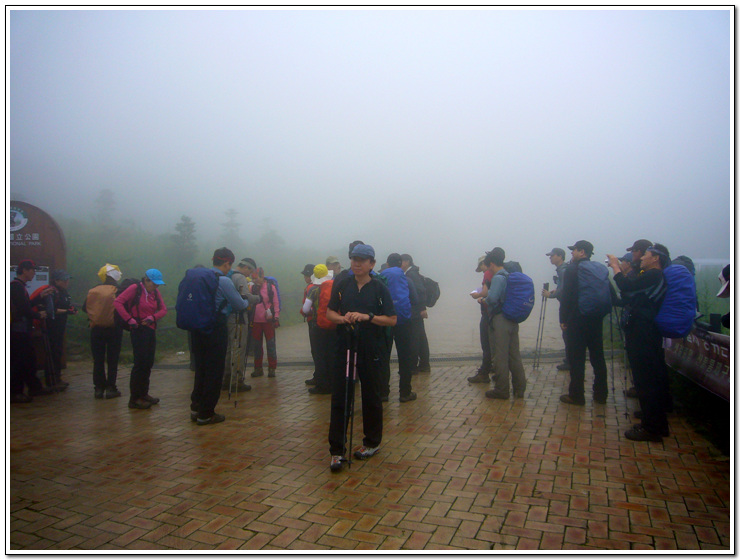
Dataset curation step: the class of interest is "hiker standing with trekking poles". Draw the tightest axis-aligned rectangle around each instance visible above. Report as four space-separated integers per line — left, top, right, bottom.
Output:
325 244 397 473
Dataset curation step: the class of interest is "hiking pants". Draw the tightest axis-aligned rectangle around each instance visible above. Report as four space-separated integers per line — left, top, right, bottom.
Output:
479 314 492 374
329 335 383 456
313 327 337 391
190 320 228 419
91 326 123 391
252 321 277 369
565 314 608 402
225 315 249 384
10 332 43 395
489 314 527 396
394 321 415 396
411 316 430 370
625 319 670 435
129 327 156 402
307 321 319 380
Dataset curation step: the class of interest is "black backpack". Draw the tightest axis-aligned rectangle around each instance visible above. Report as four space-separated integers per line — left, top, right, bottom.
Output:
421 275 440 307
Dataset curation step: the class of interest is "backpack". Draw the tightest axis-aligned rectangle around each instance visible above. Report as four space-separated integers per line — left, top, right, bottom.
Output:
577 260 612 318
381 268 412 323
654 264 697 338
176 268 225 334
501 272 535 323
115 279 141 331
422 275 440 307
85 284 117 328
503 261 523 274
315 279 336 330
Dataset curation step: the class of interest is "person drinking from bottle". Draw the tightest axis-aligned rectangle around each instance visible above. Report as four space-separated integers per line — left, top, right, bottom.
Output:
326 244 396 473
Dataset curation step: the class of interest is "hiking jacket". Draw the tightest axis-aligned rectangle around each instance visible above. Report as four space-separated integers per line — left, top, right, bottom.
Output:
548 263 568 301
10 278 40 333
114 282 168 330
613 268 666 325
253 280 280 323
484 269 509 317
404 265 427 315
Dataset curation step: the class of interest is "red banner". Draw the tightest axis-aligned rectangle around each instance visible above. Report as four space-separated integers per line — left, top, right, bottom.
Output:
665 325 730 402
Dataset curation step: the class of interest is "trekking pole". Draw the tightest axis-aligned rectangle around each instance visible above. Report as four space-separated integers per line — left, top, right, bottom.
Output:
348 324 359 469
342 325 354 465
533 283 548 371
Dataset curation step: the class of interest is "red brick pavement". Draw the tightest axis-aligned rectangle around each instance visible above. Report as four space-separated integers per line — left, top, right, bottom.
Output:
9 359 731 551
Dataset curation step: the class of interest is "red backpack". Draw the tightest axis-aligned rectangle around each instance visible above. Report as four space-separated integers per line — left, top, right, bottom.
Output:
315 279 336 330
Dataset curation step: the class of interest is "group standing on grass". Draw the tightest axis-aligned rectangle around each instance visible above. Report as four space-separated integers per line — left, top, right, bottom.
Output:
10 233 714 468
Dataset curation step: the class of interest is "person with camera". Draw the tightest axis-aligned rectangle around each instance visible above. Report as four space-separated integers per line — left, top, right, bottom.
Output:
607 244 671 442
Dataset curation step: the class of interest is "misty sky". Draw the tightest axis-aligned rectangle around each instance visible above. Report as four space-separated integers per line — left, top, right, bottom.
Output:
8 8 732 288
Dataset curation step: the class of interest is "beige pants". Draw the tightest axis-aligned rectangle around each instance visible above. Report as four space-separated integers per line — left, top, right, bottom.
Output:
488 313 527 396
225 314 249 384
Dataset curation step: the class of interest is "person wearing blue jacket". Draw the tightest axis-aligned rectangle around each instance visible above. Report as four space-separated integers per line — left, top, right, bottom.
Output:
190 247 253 426
380 253 419 403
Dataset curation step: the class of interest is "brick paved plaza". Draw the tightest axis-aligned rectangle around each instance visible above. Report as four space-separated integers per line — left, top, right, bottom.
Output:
9 357 731 551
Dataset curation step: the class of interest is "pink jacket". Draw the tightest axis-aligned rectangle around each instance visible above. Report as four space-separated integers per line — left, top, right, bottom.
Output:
253 280 280 323
114 282 167 330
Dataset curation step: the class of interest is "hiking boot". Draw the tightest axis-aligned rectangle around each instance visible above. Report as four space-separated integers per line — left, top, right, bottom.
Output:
54 380 70 391
197 413 225 426
142 394 160 405
308 386 332 395
10 393 32 404
94 389 105 399
467 373 490 384
128 398 152 410
354 446 379 460
625 386 639 399
190 412 198 423
559 394 585 406
624 425 663 442
105 388 122 399
268 367 276 378
485 389 509 400
593 394 607 405
29 387 54 397
250 367 264 378
305 378 317 386
418 364 431 373
235 382 252 392
330 455 344 472
399 392 417 403
556 362 570 371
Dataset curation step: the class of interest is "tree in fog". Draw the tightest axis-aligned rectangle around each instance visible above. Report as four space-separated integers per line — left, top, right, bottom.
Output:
257 218 285 254
172 215 198 265
219 208 241 248
94 188 116 225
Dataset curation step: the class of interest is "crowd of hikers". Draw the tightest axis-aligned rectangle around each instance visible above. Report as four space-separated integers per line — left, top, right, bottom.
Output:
9 237 730 471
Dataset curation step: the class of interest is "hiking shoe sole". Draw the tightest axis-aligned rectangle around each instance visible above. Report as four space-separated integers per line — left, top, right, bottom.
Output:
354 446 379 460
399 392 417 403
559 394 585 406
197 413 225 425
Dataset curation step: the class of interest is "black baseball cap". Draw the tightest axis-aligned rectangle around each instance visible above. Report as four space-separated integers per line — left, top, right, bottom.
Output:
627 239 652 253
16 259 37 273
546 248 565 258
567 240 594 256
301 264 315 276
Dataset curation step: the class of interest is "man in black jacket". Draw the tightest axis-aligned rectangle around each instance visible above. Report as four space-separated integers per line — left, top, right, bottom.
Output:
608 244 671 442
401 254 430 373
10 260 52 403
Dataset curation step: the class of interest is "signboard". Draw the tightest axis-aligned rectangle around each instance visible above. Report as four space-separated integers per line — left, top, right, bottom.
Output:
664 326 731 402
9 201 66 272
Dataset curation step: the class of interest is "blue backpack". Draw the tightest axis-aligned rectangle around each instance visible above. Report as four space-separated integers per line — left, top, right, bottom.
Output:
380 267 412 323
577 260 612 318
654 264 696 338
176 268 224 334
502 272 535 323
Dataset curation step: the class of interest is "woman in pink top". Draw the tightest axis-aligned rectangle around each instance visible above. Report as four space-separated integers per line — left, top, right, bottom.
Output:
249 269 280 378
114 269 167 410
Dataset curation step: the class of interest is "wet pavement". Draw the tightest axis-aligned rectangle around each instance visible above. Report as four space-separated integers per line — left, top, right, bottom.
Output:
9 353 730 551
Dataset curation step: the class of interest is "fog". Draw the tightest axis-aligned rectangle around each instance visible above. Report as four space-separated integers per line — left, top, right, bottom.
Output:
9 8 732 291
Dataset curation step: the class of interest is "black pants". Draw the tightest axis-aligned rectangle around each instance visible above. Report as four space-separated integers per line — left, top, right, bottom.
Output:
10 331 42 394
410 315 430 370
130 327 156 402
625 319 670 434
566 314 608 401
381 321 415 396
329 332 383 456
479 314 492 373
91 326 123 391
313 327 337 391
190 321 228 419
307 321 320 380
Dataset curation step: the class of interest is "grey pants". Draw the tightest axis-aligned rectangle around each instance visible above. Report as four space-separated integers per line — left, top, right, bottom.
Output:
489 314 527 396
